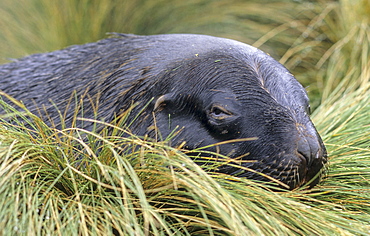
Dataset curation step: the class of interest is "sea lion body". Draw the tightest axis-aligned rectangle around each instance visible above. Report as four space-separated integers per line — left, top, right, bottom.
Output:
0 34 327 189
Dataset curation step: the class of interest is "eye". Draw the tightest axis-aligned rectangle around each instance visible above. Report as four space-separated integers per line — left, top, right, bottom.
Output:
212 107 224 116
206 103 241 137
209 105 232 119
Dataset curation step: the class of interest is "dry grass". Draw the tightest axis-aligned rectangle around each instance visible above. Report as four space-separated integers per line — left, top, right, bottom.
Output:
0 0 369 235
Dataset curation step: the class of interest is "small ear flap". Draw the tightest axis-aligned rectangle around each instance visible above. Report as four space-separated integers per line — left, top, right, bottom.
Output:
154 93 174 111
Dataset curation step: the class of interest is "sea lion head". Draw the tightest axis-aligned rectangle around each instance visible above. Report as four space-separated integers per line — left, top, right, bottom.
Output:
135 34 327 189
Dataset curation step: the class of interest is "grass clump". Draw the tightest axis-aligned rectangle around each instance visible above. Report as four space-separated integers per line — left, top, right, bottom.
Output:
0 0 370 235
0 80 369 235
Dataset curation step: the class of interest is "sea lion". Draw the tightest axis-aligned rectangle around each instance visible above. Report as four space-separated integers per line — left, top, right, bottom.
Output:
0 33 327 189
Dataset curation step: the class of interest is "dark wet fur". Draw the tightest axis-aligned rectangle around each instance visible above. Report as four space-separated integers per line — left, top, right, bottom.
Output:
0 33 327 189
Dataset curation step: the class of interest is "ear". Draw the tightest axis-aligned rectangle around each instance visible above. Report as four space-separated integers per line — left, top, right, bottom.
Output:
154 93 175 111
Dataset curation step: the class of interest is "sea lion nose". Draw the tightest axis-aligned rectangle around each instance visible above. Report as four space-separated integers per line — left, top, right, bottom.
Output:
297 135 319 167
296 124 322 168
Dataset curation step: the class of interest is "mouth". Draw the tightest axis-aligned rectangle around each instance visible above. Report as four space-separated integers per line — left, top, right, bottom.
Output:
184 135 328 189
221 151 327 190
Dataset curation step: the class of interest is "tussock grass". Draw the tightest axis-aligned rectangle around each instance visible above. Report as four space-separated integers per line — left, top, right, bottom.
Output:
1 0 370 235
0 80 369 235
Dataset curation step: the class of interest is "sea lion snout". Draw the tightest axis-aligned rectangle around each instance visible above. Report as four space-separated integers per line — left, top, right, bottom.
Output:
297 126 319 166
296 123 327 187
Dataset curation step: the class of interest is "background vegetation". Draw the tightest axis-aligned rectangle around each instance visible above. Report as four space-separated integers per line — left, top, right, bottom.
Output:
0 0 369 235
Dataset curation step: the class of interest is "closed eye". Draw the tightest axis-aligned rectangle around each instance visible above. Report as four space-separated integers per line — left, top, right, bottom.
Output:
209 105 233 119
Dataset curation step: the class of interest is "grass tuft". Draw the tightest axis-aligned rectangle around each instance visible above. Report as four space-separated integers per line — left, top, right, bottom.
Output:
1 0 370 235
1 79 369 235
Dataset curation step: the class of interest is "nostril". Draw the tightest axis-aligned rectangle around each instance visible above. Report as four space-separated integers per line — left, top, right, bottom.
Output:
296 122 325 167
297 136 314 167
297 136 323 168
